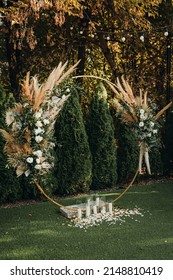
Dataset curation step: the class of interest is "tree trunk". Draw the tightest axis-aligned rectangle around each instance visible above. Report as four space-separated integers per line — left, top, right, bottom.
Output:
96 26 118 78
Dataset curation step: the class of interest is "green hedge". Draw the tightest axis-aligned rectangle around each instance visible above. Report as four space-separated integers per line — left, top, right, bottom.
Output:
117 123 139 183
54 83 92 194
86 83 117 189
163 112 173 174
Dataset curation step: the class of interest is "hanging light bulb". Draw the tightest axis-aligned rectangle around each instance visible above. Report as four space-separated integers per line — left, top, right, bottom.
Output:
90 33 95 38
164 31 169 37
106 36 110 41
122 36 126 42
140 35 144 42
79 30 83 35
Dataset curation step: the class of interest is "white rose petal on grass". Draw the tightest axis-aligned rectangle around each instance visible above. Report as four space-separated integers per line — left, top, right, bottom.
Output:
35 135 43 143
26 157 34 163
139 122 144 127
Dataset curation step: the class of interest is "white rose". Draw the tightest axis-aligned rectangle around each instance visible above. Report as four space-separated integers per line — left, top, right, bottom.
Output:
34 127 43 135
33 150 43 157
61 94 66 100
66 88 70 93
42 162 51 169
34 112 42 119
150 121 154 127
35 164 42 170
139 122 144 127
140 109 145 114
25 169 31 177
35 120 43 127
36 158 41 164
43 119 50 125
147 133 152 137
153 129 158 134
35 135 43 143
26 157 34 163
52 96 60 104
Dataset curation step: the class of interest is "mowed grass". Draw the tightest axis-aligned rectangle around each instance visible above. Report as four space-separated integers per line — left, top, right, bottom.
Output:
0 182 173 260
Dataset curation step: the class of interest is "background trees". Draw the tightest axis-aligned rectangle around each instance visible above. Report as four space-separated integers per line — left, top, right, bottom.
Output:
0 0 173 202
0 0 172 103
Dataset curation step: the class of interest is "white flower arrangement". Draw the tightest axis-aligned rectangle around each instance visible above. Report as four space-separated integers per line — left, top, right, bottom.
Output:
109 76 172 174
0 61 80 181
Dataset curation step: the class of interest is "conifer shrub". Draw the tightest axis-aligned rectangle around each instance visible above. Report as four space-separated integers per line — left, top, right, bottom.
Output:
54 83 92 194
117 123 139 183
0 85 21 204
163 112 173 174
86 83 117 189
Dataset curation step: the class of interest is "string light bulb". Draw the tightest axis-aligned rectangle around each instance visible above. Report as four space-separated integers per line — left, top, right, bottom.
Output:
140 35 144 42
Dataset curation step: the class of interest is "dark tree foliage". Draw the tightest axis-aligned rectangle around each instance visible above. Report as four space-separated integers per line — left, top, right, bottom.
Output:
86 83 117 189
54 84 92 195
117 123 139 183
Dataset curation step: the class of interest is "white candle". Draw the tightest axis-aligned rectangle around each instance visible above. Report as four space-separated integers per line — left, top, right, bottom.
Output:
96 197 99 207
101 206 106 214
86 205 90 217
77 208 82 218
93 205 97 215
108 203 113 214
87 199 91 207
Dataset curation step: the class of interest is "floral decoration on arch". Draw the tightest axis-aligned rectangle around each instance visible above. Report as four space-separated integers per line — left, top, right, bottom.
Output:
109 77 172 174
0 61 79 182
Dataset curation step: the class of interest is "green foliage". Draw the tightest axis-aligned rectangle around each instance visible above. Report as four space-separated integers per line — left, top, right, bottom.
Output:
163 112 173 175
149 145 163 175
86 83 117 189
54 83 92 194
117 123 139 183
0 85 21 204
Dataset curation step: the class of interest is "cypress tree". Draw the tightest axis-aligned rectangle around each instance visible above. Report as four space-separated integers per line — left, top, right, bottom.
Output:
86 83 117 189
163 112 173 174
0 85 21 204
54 84 92 194
117 123 139 183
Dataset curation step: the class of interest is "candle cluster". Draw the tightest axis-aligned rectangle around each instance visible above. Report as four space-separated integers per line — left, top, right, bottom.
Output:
60 197 112 219
77 197 113 219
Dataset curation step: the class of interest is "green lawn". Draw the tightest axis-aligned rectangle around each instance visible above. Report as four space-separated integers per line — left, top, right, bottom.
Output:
0 182 173 260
